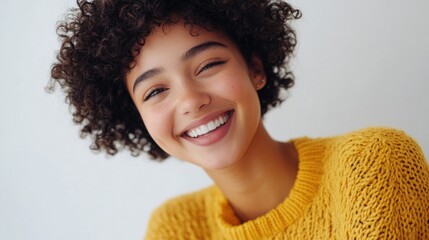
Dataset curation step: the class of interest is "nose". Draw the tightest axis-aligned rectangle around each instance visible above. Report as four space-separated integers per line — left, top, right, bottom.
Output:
177 86 211 115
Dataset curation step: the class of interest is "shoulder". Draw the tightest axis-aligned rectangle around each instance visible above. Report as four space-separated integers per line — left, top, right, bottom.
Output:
325 127 429 238
292 126 428 175
342 126 429 193
291 126 428 195
322 127 429 207
298 127 428 195
144 186 215 239
326 127 428 179
326 126 429 185
294 127 427 165
331 127 426 162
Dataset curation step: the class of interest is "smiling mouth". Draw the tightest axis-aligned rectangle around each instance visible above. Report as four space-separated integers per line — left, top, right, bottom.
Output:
184 111 232 138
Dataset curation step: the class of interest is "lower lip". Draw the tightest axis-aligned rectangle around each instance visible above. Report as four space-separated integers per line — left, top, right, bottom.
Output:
182 111 234 146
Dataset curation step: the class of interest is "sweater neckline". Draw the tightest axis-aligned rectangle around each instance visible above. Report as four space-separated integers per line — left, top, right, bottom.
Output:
209 137 325 239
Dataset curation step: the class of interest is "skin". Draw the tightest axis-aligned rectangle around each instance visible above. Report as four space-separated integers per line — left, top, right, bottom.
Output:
126 22 299 222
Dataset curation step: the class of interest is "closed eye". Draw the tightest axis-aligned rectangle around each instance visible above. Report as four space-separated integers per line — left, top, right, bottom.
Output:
196 60 227 75
144 87 168 101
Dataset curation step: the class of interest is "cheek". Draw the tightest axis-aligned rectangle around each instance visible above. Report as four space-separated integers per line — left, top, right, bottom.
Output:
139 109 172 149
217 68 254 97
219 68 262 121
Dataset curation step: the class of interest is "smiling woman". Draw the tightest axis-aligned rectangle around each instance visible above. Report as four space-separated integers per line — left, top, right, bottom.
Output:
126 23 266 170
49 0 297 160
49 0 429 239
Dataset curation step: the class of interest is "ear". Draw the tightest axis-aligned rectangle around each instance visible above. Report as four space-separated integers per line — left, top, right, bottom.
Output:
249 55 266 90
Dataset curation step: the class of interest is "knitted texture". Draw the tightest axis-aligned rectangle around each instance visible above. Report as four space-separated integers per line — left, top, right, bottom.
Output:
145 128 429 239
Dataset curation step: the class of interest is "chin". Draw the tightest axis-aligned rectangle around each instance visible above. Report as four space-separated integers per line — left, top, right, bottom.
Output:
191 151 242 171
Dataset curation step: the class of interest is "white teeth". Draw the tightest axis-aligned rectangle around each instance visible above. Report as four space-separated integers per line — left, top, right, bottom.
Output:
186 113 230 138
215 119 220 126
208 121 216 131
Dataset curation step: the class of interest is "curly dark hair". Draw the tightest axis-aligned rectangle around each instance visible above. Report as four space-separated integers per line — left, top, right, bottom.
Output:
49 0 301 160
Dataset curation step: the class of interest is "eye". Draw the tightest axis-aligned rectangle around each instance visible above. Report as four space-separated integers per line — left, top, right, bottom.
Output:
196 60 226 75
143 87 168 101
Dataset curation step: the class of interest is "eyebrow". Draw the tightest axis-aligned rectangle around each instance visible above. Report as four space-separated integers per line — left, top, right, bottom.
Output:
132 41 227 93
181 41 226 61
132 68 162 93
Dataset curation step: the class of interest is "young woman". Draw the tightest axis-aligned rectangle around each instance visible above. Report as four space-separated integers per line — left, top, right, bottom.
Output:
50 0 429 239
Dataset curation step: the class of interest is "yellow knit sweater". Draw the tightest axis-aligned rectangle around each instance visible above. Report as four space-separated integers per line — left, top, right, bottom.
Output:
145 128 429 239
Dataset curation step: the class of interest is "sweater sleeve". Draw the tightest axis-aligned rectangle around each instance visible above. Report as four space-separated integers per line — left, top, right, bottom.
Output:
144 189 210 240
331 128 429 239
144 202 179 240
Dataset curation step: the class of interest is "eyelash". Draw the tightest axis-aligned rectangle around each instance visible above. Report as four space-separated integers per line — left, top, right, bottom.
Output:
196 60 226 75
143 60 226 101
144 88 168 101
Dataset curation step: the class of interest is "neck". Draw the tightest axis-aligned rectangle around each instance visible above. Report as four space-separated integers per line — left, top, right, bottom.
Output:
205 122 298 222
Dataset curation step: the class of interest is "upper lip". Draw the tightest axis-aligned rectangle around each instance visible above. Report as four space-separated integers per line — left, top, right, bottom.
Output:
180 110 232 137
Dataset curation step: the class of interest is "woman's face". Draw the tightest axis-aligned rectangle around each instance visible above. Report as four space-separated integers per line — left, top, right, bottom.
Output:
126 23 265 170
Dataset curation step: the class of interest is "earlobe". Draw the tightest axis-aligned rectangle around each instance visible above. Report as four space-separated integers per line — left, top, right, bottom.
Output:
255 78 266 90
249 55 266 90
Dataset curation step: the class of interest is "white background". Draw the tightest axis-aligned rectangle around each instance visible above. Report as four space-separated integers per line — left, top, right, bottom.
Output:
1 0 428 239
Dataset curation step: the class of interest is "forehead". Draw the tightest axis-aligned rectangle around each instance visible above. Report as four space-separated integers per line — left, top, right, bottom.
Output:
131 22 238 72
143 22 228 51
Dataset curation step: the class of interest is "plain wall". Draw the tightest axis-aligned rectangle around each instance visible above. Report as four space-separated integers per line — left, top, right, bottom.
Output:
1 0 428 239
